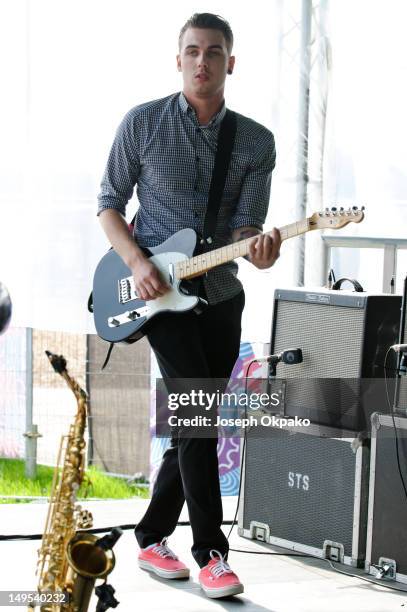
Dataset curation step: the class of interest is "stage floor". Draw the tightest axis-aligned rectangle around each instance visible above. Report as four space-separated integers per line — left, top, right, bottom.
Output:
0 497 406 611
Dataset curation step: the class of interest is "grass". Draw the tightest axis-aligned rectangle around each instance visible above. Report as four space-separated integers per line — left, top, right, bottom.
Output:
0 458 149 503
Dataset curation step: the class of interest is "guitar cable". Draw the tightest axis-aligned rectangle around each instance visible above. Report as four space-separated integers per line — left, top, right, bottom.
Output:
383 347 407 504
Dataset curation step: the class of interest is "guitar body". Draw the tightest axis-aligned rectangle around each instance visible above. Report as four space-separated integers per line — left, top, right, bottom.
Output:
92 229 200 342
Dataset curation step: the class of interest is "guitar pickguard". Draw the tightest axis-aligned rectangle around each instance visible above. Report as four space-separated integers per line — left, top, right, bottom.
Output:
92 229 200 342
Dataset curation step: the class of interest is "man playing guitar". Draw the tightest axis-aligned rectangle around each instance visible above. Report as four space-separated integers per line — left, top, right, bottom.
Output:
98 13 281 599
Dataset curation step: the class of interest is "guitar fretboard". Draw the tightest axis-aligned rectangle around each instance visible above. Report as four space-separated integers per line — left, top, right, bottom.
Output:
176 219 309 280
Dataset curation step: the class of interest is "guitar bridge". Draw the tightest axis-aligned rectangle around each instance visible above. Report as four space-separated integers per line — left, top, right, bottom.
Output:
118 276 137 304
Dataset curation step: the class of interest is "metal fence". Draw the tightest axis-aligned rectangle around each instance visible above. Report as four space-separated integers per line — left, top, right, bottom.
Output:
0 329 151 478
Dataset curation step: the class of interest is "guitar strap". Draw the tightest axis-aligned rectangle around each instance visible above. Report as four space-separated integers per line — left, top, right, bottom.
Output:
200 109 237 247
177 108 237 302
95 108 237 370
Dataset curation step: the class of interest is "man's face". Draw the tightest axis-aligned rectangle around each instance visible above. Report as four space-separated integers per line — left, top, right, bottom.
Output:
177 28 235 99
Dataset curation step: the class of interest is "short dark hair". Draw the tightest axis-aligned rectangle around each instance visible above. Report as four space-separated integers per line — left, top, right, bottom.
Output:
179 13 234 53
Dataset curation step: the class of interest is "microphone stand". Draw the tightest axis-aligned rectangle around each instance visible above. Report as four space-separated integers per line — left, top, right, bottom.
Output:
266 349 303 417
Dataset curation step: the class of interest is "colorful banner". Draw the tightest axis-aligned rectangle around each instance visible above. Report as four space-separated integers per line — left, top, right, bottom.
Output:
149 341 265 495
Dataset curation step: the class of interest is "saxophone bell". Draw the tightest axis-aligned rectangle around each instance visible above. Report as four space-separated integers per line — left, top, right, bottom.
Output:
65 530 121 611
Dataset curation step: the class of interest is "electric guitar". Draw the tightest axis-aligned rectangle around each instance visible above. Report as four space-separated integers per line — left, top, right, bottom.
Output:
92 206 364 343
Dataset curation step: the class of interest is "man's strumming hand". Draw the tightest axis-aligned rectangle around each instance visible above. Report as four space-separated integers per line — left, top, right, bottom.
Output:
131 256 170 301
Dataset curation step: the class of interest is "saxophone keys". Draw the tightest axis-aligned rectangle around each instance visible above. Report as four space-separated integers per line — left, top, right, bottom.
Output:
78 509 93 529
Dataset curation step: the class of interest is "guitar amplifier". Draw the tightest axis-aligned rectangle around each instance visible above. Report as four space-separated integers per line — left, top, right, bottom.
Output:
365 413 407 583
238 421 370 567
268 288 401 430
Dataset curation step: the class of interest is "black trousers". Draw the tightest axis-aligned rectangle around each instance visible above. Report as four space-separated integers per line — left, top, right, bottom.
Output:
134 290 245 568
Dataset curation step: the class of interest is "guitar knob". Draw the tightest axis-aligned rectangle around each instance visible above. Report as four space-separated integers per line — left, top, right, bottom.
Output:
108 317 120 327
127 310 140 320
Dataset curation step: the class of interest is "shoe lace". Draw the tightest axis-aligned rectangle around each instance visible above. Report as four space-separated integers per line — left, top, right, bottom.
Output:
209 549 233 578
152 537 178 560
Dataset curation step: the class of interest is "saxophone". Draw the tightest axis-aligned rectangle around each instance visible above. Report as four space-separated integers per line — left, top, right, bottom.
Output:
30 351 122 612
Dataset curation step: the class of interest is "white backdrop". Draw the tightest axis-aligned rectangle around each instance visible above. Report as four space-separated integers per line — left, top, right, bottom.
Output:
1 0 406 342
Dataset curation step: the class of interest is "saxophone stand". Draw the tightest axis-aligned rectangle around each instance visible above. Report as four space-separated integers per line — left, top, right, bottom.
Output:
95 584 119 611
94 528 122 610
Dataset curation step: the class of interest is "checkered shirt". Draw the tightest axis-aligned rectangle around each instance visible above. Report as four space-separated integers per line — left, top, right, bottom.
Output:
97 92 276 304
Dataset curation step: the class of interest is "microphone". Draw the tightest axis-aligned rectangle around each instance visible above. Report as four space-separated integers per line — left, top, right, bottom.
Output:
257 348 303 365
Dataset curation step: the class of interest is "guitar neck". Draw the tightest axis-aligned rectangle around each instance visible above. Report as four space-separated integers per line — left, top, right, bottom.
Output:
176 218 310 281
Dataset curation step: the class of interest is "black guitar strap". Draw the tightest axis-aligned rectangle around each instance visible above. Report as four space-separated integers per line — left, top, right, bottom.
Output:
200 109 237 247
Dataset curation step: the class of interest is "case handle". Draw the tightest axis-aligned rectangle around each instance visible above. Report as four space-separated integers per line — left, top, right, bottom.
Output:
331 277 364 292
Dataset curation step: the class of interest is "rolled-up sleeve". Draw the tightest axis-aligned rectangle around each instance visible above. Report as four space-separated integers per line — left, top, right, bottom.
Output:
229 130 276 231
97 110 141 216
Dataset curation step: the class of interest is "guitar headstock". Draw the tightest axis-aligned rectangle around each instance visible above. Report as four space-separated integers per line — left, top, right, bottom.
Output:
308 206 365 230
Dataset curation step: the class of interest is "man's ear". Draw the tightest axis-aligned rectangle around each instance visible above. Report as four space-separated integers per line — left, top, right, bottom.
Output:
176 55 182 72
228 55 236 75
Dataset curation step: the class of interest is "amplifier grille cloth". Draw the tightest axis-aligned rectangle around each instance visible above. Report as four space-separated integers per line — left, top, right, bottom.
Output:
273 302 365 378
243 428 357 555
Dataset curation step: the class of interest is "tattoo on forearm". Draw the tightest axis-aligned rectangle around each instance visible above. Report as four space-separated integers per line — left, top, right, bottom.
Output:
235 229 261 241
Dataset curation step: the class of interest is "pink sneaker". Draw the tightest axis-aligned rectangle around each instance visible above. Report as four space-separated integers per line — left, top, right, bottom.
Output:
199 550 244 598
138 538 190 579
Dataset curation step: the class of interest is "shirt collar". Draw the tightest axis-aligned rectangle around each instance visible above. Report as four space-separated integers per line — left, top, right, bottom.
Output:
178 92 227 127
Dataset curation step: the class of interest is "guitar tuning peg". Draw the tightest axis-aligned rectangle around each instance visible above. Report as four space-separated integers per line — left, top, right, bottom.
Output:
331 206 337 212
352 205 358 211
361 205 365 211
339 207 344 211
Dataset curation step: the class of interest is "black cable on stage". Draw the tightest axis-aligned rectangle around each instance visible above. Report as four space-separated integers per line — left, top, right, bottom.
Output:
0 521 236 542
384 347 407 504
228 546 407 592
225 357 258 542
324 559 407 593
223 356 316 558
